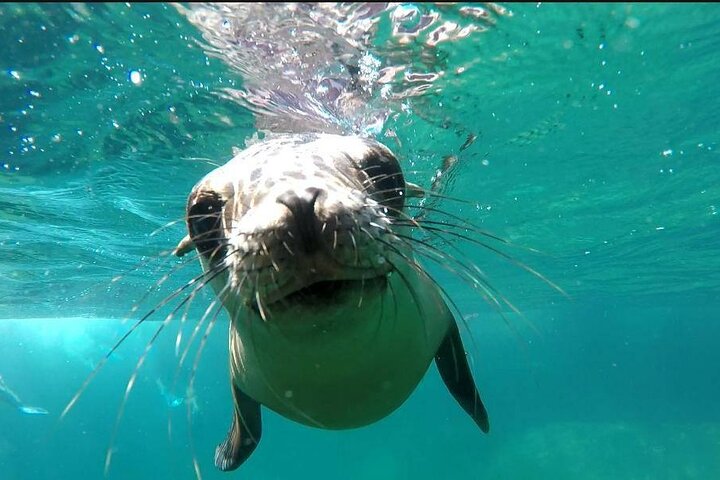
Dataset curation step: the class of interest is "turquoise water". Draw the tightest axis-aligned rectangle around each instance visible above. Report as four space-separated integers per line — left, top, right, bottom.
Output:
1 3 719 479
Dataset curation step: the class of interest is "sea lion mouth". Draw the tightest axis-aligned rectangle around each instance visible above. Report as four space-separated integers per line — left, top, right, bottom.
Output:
282 277 387 304
253 275 388 314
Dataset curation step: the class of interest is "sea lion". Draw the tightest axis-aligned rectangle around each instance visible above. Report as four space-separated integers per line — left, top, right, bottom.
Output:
174 132 489 471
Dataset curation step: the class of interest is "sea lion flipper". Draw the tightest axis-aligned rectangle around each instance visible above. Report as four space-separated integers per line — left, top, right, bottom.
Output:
435 321 490 433
214 383 262 471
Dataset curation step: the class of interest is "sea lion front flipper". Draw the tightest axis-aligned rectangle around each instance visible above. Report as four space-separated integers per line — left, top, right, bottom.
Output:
214 383 262 471
434 320 490 433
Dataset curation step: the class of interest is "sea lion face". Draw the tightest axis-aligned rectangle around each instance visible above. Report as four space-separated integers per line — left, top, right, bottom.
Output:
182 133 408 317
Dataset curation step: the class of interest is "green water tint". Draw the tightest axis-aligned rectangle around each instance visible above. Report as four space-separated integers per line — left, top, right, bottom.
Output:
0 3 718 480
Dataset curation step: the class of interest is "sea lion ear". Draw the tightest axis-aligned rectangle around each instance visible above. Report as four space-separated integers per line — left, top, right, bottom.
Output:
173 235 194 257
434 320 490 434
405 182 426 198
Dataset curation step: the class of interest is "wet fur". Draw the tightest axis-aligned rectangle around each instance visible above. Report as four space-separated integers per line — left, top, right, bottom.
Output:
179 133 490 470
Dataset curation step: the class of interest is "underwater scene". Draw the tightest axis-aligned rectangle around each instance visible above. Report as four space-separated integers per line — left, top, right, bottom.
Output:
1 3 719 479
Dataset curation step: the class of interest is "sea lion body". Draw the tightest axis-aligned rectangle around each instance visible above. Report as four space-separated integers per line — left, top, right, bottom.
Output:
177 133 489 470
228 258 452 429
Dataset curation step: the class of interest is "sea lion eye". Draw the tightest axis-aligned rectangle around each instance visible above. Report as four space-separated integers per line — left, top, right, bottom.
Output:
362 147 405 213
187 192 226 259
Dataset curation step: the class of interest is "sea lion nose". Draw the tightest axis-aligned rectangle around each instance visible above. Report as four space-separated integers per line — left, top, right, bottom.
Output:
276 187 324 253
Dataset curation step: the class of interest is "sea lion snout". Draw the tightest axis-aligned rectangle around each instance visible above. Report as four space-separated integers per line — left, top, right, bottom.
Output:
276 187 325 254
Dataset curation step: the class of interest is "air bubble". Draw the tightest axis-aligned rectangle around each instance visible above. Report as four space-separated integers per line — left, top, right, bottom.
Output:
129 70 143 85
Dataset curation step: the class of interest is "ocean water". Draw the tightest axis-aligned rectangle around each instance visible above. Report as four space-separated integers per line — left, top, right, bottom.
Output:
1 3 719 479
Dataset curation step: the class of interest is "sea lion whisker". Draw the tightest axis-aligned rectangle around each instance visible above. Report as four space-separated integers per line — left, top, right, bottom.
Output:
281 240 294 256
168 283 230 443
368 233 484 366
173 245 237 358
227 310 262 448
366 273 387 345
259 240 270 257
186 294 227 480
357 274 365 308
392 234 530 342
270 229 295 259
110 248 172 289
400 204 541 257
265 246 281 273
268 267 279 292
366 182 473 205
385 270 399 332
387 221 545 335
392 228 494 288
369 204 528 322
368 217 508 327
149 216 188 237
255 287 269 323
358 171 403 191
172 256 235 372
143 242 220 286
408 241 536 365
110 249 204 327
60 263 226 421
173 287 201 358
366 237 428 345
368 206 495 294
177 290 227 373
248 264 263 316
234 265 251 298
396 217 513 246
349 230 359 267
117 269 169 319
358 227 425 337
393 246 485 379
359 169 422 190
189 298 225 387
378 198 508 245
390 231 509 314
413 189 473 205
408 224 566 297
104 264 230 477
393 233 534 335
180 155 222 168
168 292 227 441
364 168 428 177
366 202 525 335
